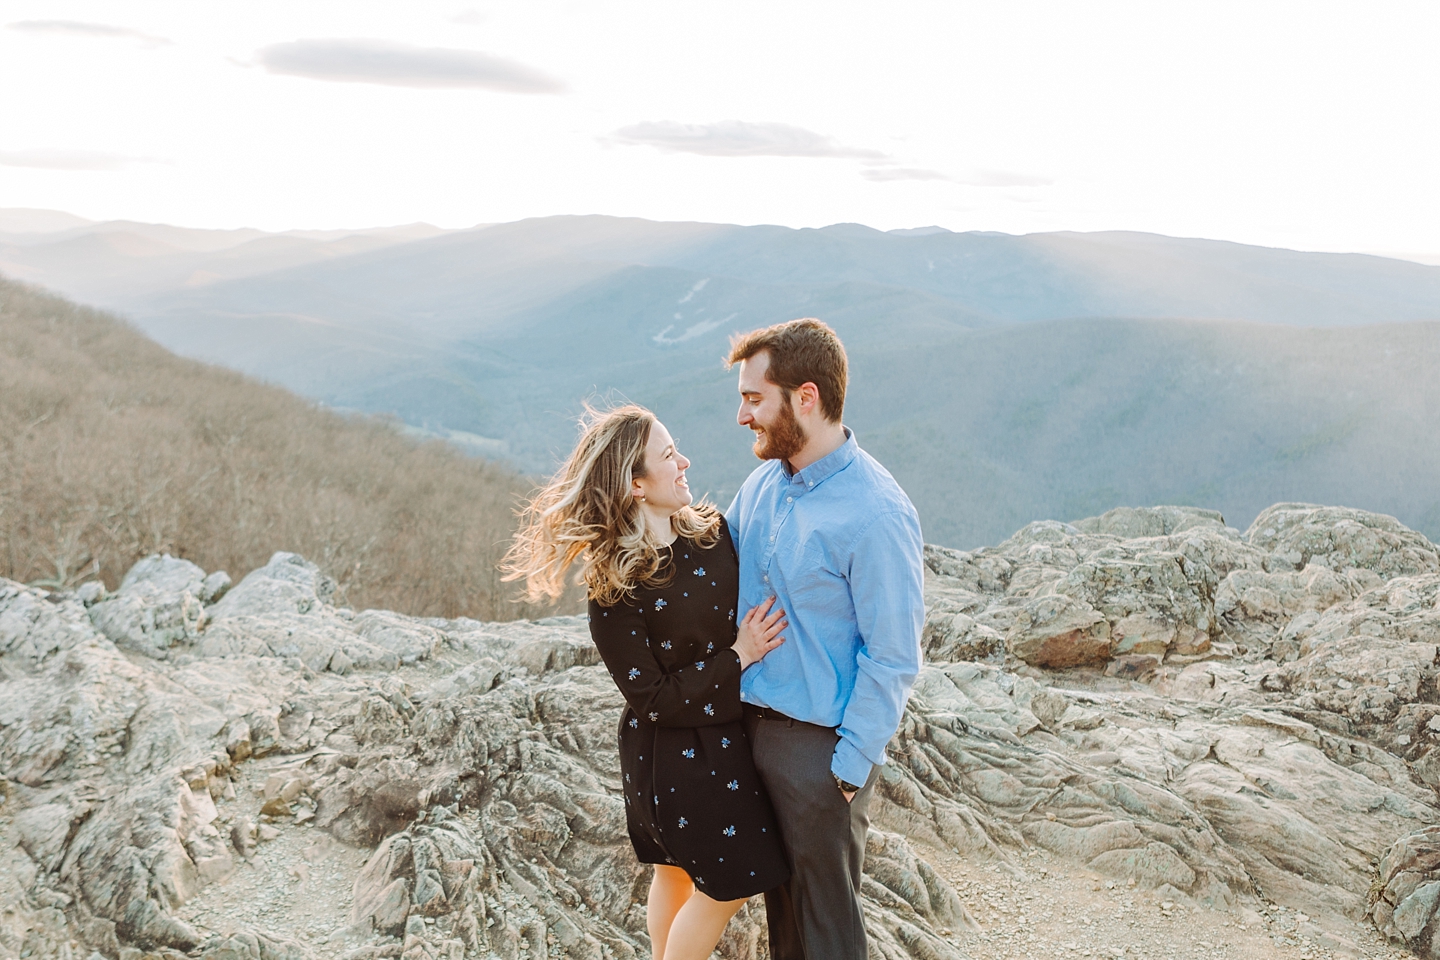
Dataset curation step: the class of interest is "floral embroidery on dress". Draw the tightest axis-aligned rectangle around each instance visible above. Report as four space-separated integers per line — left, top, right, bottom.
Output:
727 780 739 791
654 598 668 610
694 567 705 576
681 748 695 758
722 825 736 837
721 737 731 748
660 640 672 650
677 817 688 828
629 718 638 728
695 661 706 671
627 667 641 680
703 703 715 716
648 712 658 721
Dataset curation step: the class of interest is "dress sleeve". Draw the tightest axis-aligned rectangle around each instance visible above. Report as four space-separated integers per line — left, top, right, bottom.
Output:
588 597 744 727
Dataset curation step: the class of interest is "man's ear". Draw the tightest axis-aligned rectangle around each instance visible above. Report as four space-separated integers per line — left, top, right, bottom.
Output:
795 382 821 415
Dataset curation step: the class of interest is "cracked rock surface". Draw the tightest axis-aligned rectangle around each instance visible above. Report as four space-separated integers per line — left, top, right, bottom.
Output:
3 503 1440 959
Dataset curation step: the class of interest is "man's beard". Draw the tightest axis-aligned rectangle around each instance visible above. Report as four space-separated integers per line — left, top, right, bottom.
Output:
752 400 806 462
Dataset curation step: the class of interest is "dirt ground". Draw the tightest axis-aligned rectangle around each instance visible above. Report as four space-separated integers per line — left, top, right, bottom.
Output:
919 842 1409 960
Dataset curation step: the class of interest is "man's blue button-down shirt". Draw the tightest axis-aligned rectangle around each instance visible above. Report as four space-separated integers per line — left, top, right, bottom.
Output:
726 429 924 786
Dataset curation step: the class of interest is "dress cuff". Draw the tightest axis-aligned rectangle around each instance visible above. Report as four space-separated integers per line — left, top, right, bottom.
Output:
831 738 876 787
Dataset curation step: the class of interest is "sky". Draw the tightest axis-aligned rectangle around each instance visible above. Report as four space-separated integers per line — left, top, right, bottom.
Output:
2 1 1438 254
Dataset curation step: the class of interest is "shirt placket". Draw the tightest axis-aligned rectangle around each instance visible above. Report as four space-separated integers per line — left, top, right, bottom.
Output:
761 472 808 589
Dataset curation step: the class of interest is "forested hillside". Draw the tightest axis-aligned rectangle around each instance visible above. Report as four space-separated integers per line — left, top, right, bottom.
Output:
0 277 549 620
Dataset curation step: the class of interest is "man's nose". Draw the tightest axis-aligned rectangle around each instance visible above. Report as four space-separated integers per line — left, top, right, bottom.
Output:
737 403 750 426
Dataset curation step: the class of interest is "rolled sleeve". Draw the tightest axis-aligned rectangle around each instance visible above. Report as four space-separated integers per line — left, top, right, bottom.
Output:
831 508 925 784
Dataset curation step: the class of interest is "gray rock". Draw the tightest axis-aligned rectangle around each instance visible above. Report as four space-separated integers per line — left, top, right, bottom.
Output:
76 580 108 606
1072 505 1230 539
1374 825 1440 956
1007 594 1112 667
1247 503 1440 579
209 552 336 619
121 554 207 596
6 503 1440 959
201 570 233 604
88 579 204 659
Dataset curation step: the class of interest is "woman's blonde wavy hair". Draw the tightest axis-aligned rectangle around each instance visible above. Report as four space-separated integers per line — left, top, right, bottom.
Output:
502 404 723 606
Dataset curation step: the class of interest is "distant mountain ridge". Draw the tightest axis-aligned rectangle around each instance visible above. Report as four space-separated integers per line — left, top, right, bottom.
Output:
3 211 1439 548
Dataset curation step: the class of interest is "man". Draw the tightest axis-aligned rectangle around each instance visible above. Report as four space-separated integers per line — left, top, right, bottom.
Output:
724 318 924 960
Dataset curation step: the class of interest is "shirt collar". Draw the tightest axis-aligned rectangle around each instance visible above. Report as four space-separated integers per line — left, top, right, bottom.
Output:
786 427 858 490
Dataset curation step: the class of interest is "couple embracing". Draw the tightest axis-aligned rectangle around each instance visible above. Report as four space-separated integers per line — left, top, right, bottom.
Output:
506 319 924 960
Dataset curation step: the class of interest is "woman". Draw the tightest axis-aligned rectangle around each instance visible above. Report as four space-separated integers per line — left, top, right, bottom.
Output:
503 405 791 960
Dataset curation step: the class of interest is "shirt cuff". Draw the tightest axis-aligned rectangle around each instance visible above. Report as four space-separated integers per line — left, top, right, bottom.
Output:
831 738 876 787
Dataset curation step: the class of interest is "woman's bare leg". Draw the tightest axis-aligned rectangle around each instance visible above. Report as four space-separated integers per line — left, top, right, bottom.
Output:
647 865 694 960
662 888 748 960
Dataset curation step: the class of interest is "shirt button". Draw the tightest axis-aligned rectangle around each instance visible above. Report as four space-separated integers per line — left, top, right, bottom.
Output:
786 496 793 503
769 535 775 541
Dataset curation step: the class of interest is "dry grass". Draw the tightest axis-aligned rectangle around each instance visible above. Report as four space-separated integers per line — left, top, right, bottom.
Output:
0 277 561 621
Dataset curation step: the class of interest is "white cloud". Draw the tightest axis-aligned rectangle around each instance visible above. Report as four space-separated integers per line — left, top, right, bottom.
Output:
256 38 564 93
6 19 170 45
612 120 886 160
0 150 139 171
861 167 954 183
861 165 1053 187
958 169 1053 188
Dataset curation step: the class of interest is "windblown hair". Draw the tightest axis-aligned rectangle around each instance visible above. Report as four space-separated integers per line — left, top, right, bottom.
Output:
502 404 722 606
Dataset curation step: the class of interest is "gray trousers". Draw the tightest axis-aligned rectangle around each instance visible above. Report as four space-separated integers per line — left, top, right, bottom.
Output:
744 707 876 960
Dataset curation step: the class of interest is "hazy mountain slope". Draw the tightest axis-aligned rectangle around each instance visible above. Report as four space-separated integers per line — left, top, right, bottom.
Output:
850 318 1440 547
8 212 1440 551
137 215 1440 330
0 207 93 233
0 211 453 303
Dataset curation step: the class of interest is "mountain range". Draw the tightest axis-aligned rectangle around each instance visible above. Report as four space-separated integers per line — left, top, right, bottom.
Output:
3 208 1439 547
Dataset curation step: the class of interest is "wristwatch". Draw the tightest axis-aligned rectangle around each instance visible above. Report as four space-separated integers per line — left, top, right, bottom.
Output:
833 773 862 794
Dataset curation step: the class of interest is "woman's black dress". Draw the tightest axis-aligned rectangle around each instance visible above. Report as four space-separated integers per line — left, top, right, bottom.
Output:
588 518 789 901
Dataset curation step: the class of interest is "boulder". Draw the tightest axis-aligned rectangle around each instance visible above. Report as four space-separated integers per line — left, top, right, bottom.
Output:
1374 825 1440 957
1006 594 1111 667
1247 503 1440 579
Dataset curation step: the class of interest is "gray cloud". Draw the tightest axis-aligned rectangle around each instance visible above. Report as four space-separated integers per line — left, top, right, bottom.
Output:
612 120 887 160
257 38 564 93
861 166 954 183
0 149 136 171
6 19 170 45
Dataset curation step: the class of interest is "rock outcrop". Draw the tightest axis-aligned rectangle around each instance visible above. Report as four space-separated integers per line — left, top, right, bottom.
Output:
2 503 1439 959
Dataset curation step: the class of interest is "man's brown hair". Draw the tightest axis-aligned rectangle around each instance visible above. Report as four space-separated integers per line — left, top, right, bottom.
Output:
726 318 848 423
